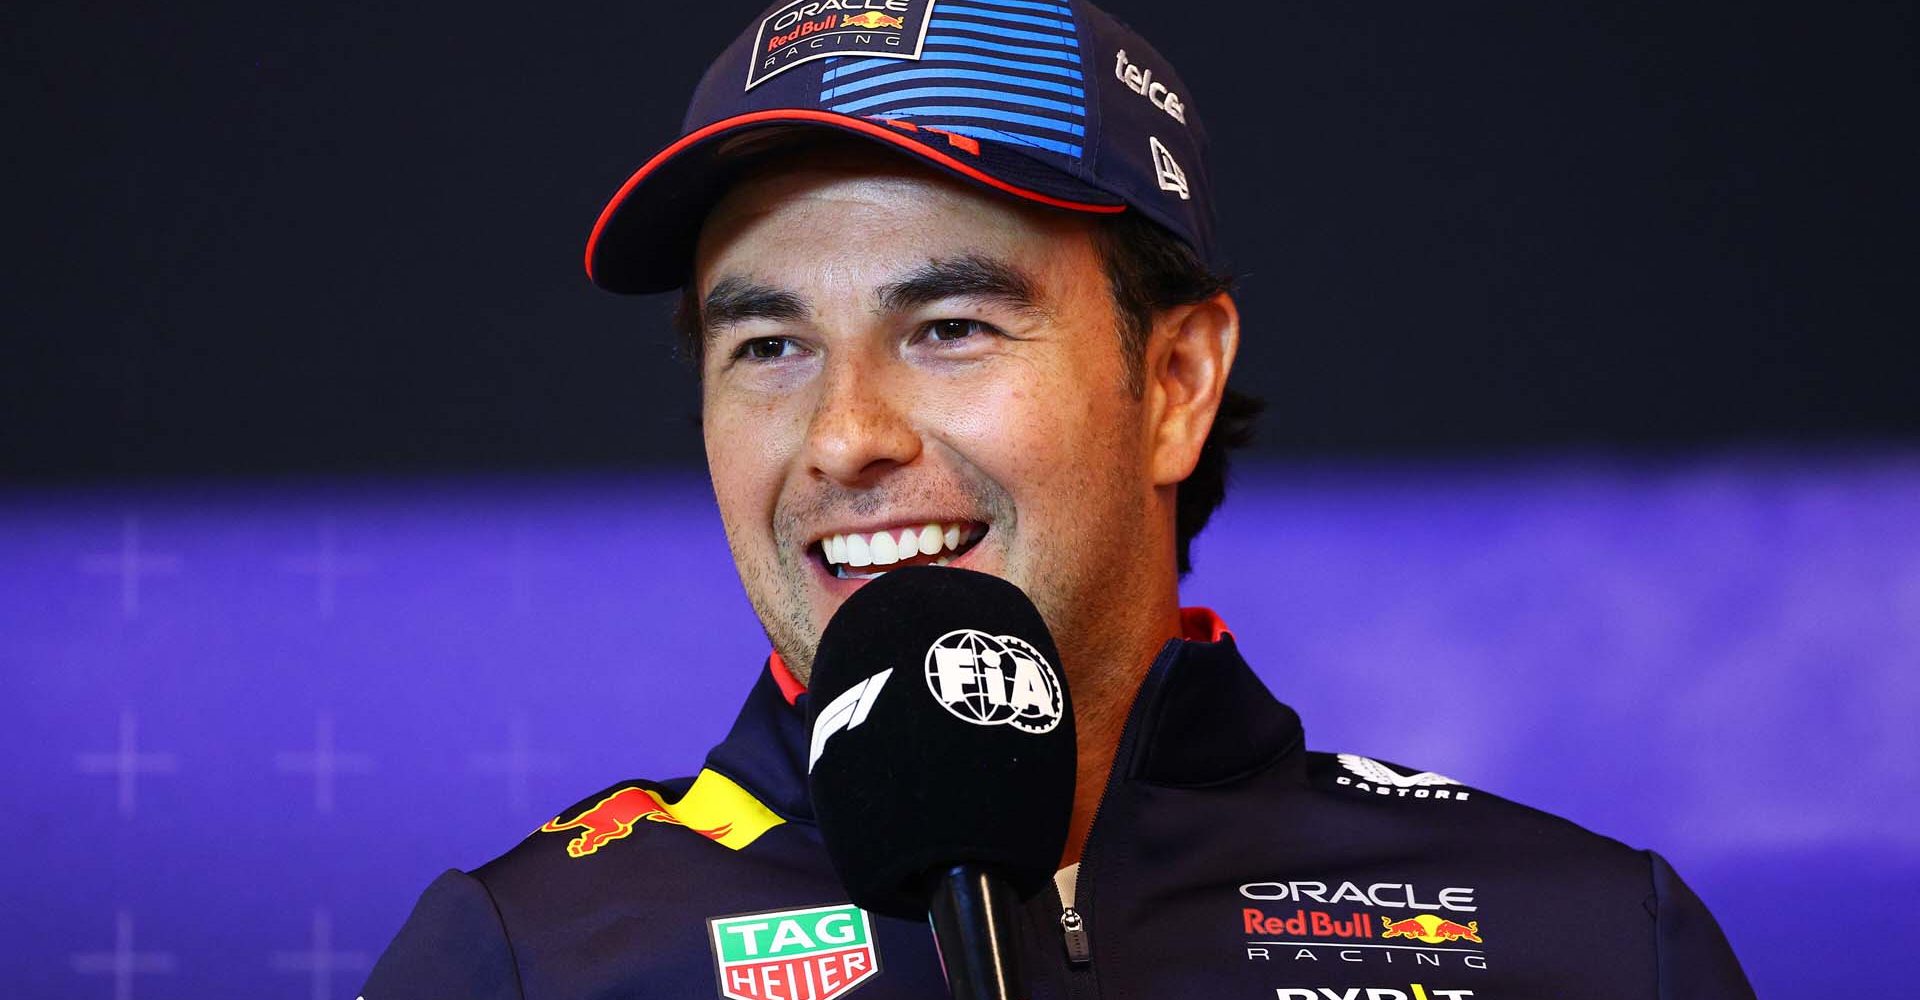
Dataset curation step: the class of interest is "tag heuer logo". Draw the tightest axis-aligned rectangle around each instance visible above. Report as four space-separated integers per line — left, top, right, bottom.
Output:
709 903 880 1000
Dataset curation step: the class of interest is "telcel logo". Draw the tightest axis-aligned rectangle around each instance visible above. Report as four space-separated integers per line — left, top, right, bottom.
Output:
924 629 1063 733
1115 49 1187 123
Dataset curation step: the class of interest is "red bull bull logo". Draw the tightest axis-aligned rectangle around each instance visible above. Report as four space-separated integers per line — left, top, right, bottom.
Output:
842 11 905 28
1380 914 1484 945
540 786 730 857
538 770 786 857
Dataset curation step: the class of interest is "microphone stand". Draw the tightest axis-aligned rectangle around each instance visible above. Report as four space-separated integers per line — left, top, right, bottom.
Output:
927 865 1027 1000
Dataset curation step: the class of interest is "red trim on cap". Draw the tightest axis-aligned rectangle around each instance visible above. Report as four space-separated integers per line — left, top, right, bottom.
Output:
768 651 806 707
584 109 1127 282
764 606 1231 705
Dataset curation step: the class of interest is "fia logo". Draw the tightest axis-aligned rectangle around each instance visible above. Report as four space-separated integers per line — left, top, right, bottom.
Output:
923 629 1063 733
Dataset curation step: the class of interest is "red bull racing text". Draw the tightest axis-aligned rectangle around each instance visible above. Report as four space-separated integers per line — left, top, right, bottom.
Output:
1243 880 1489 972
1244 909 1376 939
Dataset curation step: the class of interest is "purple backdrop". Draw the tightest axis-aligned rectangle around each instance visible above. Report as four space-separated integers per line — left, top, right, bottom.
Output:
5 453 1916 997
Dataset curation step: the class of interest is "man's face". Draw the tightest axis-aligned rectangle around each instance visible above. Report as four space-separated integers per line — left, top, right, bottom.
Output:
693 145 1164 681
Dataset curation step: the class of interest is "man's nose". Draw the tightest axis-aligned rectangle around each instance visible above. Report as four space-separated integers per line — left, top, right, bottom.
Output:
803 355 922 486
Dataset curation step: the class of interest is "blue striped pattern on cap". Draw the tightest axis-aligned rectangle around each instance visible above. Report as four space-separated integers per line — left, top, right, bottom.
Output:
818 0 1087 158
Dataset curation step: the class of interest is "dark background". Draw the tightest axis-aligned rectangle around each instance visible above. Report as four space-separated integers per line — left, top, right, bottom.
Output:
5 0 1915 482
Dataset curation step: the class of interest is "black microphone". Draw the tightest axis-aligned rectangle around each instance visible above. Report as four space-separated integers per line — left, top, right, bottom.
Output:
806 566 1076 1000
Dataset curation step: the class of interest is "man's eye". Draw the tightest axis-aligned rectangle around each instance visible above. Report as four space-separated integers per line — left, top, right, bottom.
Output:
922 319 993 343
735 337 799 361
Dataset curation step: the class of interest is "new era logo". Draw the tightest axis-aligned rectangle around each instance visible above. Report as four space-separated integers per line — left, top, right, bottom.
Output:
1149 137 1189 201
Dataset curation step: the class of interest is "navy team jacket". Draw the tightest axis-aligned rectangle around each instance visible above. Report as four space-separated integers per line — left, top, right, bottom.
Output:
363 614 1755 1000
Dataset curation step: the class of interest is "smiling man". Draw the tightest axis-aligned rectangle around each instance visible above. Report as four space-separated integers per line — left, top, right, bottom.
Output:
690 138 1241 858
364 2 1753 998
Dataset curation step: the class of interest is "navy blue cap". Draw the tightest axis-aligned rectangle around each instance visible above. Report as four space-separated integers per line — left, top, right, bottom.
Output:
585 0 1216 294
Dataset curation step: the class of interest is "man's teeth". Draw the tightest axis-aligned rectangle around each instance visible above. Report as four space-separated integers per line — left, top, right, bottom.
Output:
822 522 976 570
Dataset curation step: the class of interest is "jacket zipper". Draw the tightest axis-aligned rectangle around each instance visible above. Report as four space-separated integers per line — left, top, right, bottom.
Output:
1056 639 1184 994
1059 905 1091 964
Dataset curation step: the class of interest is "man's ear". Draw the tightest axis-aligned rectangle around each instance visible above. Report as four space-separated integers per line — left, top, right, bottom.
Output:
1146 291 1240 487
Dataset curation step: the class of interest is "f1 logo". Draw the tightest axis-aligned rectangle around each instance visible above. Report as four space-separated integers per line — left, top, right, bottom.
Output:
808 668 893 771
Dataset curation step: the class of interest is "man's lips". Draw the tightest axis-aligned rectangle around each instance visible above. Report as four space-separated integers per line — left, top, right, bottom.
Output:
810 520 987 580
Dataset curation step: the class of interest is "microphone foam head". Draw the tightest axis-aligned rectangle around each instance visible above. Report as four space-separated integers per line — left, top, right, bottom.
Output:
805 566 1076 918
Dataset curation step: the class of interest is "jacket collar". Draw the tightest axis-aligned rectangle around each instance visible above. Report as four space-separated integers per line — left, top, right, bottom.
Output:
703 664 818 822
702 609 1306 823
1117 626 1306 788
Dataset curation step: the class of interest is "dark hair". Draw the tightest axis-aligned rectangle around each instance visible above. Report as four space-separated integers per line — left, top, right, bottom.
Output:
673 208 1261 576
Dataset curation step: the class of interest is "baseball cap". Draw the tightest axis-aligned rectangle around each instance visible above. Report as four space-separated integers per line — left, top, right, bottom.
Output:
585 0 1216 294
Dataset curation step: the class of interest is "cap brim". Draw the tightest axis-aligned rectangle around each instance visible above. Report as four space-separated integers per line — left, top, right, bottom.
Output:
584 109 1127 295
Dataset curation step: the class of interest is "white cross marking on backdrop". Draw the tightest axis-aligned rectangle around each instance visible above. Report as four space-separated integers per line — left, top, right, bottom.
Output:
74 709 178 817
469 716 563 813
280 517 373 619
275 712 375 814
271 908 369 1000
77 515 181 618
70 908 175 1000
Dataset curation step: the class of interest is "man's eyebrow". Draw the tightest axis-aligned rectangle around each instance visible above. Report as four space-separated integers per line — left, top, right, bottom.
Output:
700 276 810 336
874 255 1049 317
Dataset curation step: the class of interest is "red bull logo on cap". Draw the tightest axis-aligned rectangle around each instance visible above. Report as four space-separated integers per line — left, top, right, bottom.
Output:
748 0 934 90
1380 914 1484 945
539 769 786 857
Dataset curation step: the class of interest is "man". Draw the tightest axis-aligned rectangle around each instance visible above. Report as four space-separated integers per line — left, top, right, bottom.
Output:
365 2 1754 997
